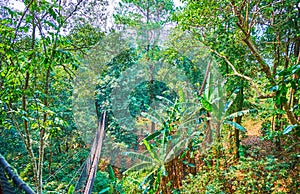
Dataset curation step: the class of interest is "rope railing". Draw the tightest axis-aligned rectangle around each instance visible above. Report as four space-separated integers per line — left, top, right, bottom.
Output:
74 111 106 194
1 111 106 194
0 154 35 194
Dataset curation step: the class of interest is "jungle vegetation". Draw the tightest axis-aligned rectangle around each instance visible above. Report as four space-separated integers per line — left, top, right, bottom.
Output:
0 0 299 193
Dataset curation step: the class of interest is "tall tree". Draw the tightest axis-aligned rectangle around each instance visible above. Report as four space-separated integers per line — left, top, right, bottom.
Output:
0 0 106 192
176 0 300 151
114 0 174 132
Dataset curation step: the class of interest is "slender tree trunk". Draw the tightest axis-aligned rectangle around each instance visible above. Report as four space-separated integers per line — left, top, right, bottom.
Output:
292 39 299 121
202 112 212 149
48 141 53 175
18 8 39 187
234 83 244 159
145 0 156 133
200 62 212 148
231 2 299 125
22 71 38 184
37 67 51 194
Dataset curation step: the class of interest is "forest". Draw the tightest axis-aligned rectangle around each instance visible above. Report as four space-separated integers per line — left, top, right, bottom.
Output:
0 0 299 193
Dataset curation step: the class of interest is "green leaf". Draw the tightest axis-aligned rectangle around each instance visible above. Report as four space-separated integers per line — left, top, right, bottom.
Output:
201 97 212 112
67 185 75 194
49 7 57 20
223 120 246 131
283 124 298 135
139 169 156 190
155 169 162 191
270 85 279 92
68 185 75 194
144 130 161 141
141 112 162 125
44 20 59 30
224 88 239 113
122 151 154 163
124 162 153 174
143 139 160 162
108 165 115 181
225 109 257 120
165 137 189 162
98 187 110 194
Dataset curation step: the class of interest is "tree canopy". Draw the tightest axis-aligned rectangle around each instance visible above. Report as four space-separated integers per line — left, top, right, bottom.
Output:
0 0 299 193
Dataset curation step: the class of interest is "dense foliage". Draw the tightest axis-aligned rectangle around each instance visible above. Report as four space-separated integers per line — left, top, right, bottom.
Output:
0 0 299 193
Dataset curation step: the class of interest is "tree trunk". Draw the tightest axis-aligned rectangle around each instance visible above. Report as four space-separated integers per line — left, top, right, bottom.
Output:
48 141 53 175
234 83 244 159
37 67 51 194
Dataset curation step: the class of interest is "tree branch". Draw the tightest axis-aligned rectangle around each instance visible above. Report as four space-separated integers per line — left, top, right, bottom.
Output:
12 0 35 46
210 49 260 96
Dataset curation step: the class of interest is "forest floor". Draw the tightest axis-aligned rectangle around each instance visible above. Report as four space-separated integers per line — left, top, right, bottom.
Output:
241 119 275 157
240 119 299 192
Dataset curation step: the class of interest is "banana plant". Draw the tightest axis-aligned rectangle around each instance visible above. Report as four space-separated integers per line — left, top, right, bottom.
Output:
122 97 203 193
201 70 257 141
122 138 168 193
